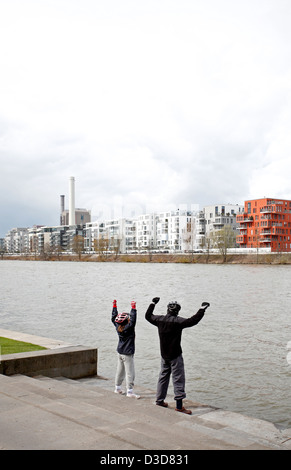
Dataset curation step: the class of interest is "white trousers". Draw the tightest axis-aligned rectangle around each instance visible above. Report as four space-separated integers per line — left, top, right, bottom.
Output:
115 353 135 391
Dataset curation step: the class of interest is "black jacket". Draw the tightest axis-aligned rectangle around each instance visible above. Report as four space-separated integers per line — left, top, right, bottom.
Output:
145 302 204 361
112 307 136 355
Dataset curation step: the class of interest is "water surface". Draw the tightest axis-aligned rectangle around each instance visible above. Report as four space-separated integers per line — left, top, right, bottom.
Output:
0 260 290 427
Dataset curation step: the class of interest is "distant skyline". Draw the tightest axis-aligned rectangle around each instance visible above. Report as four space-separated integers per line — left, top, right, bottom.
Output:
1 0 291 237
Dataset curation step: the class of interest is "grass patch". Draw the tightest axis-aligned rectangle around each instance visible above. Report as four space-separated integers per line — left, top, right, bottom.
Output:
0 337 46 355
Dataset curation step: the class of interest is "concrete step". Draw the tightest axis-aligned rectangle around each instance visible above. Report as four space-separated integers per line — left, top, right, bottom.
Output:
0 373 290 450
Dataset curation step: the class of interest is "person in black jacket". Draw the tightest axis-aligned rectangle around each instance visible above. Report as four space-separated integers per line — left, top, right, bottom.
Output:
112 299 140 399
145 297 210 414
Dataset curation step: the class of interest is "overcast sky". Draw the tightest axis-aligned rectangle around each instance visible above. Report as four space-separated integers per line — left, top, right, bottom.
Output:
1 0 291 237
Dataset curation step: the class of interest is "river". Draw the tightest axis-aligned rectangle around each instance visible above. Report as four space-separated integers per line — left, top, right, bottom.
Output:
0 260 290 428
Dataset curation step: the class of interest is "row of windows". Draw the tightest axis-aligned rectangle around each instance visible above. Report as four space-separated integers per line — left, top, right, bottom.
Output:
247 201 291 213
247 235 291 241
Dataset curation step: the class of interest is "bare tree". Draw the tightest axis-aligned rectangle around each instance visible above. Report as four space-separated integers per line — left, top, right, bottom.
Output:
111 236 122 260
72 235 84 260
94 235 110 260
202 234 212 263
210 225 236 262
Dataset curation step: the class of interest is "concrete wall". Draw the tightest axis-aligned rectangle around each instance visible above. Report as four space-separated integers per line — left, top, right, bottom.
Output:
0 346 97 379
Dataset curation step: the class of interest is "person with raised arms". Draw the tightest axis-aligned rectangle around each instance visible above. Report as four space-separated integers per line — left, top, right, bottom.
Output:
145 297 210 414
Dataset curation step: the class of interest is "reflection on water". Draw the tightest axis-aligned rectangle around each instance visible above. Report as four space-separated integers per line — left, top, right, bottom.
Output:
0 260 290 427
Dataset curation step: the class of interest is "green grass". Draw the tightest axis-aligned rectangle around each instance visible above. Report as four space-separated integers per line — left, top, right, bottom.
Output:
0 337 47 355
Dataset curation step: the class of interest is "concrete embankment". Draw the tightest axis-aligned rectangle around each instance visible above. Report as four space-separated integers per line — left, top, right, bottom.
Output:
0 329 290 451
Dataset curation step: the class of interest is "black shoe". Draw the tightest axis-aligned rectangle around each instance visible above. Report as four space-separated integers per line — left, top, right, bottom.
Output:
156 401 168 408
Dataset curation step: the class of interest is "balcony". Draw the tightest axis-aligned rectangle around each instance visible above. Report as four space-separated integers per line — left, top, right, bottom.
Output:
237 214 253 224
260 206 276 213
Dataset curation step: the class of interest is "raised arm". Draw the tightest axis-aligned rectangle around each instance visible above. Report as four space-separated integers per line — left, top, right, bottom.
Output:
111 299 118 324
145 297 160 325
178 302 210 328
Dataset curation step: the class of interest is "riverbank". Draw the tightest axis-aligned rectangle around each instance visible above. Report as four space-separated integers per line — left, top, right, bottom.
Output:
2 252 291 264
0 329 290 450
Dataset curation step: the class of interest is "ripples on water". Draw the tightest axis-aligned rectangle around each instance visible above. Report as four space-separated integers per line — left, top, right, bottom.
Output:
0 260 290 428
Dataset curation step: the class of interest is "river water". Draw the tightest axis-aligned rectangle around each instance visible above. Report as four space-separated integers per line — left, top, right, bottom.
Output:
0 260 290 428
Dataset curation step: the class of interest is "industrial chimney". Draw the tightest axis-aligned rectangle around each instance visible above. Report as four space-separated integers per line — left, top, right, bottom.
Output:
60 195 65 225
69 176 76 226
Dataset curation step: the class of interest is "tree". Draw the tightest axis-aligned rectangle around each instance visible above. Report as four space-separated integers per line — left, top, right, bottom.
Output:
94 235 110 259
111 236 121 260
210 225 236 262
41 242 54 260
72 235 84 260
202 234 212 263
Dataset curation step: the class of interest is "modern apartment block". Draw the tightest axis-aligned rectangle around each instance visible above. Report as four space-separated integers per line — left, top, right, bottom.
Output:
5 224 87 254
154 210 193 252
202 204 243 250
84 218 136 253
236 198 291 252
136 213 157 250
5 227 29 253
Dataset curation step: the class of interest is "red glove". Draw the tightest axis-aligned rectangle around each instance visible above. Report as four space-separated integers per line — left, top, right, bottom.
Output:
131 301 136 309
113 300 117 308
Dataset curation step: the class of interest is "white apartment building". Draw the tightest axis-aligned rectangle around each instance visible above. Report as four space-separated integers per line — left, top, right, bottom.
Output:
84 218 136 253
203 204 244 245
136 213 157 250
84 211 195 253
105 219 136 253
193 211 206 250
84 221 107 252
5 227 29 253
157 210 194 252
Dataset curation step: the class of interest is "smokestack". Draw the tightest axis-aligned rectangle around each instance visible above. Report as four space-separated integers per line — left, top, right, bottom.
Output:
69 176 75 226
60 195 65 225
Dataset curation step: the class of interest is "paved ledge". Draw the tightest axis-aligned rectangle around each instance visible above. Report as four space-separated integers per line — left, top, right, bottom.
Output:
0 328 72 349
0 329 97 379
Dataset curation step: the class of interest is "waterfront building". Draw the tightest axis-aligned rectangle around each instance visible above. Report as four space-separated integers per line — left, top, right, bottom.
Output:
193 211 206 249
84 218 136 254
136 213 157 250
27 225 86 254
105 218 136 253
236 198 291 252
203 204 243 247
5 227 29 253
84 221 106 253
156 210 194 252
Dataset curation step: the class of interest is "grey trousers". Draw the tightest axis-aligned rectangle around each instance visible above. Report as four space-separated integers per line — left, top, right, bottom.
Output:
115 353 135 391
156 354 186 403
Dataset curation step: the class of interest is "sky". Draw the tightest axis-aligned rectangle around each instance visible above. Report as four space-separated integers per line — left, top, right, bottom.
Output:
1 0 291 237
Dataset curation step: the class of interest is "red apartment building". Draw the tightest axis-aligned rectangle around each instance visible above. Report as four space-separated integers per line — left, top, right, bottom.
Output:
236 198 291 252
